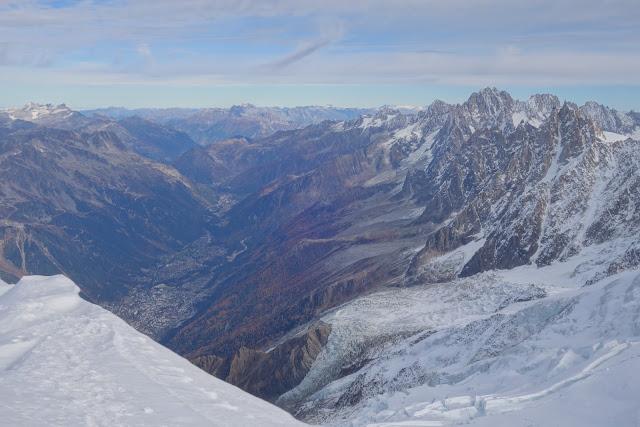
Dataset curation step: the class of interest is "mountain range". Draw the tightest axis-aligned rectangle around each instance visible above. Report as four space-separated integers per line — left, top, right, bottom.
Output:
1 88 640 425
83 104 375 145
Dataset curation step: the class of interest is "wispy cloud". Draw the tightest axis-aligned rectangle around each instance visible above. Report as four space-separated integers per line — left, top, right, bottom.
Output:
136 43 153 60
270 38 332 69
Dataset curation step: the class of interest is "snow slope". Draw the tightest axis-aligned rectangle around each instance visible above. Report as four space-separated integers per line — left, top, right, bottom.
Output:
0 275 304 427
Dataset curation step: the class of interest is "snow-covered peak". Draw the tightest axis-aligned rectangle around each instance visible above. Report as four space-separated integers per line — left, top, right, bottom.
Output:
510 95 560 129
375 105 402 117
423 99 452 117
580 101 614 122
356 106 411 131
525 93 561 116
0 275 304 426
579 100 637 134
442 87 517 133
228 103 258 115
4 102 74 121
0 102 96 130
465 87 515 115
379 104 424 115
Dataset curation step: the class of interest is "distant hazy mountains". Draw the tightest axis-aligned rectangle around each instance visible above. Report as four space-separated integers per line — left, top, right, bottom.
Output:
1 103 197 162
2 90 640 425
83 104 375 145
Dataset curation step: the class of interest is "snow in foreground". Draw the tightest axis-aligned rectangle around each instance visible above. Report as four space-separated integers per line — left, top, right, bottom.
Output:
0 275 304 427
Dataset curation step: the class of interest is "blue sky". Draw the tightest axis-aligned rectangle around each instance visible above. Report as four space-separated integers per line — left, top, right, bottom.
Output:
1 0 639 110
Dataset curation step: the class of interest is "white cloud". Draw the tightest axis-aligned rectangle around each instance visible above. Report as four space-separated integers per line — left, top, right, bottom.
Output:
136 43 152 59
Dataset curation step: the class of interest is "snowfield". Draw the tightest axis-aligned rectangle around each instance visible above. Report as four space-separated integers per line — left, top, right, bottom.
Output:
0 275 304 427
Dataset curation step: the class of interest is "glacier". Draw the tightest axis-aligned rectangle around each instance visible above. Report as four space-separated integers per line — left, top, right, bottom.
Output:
280 255 640 426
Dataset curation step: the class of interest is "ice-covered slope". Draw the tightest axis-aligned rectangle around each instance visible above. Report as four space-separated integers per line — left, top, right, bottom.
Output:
0 275 304 427
280 254 640 426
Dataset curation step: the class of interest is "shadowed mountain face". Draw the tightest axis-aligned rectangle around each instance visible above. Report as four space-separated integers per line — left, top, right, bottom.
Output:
2 89 640 408
113 116 197 162
0 123 214 302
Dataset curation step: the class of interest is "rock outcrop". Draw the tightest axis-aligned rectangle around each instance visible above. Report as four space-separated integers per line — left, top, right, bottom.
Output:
192 322 332 401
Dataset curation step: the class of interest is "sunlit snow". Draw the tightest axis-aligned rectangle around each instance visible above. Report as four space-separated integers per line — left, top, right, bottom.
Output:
0 275 303 427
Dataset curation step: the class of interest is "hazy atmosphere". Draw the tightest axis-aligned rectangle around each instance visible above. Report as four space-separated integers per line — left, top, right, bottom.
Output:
2 0 640 108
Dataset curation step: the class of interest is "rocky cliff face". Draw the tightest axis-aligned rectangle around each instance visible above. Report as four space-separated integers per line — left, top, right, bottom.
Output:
192 322 332 402
405 93 639 287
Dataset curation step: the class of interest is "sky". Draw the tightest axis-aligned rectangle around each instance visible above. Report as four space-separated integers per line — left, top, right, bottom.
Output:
1 0 639 110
